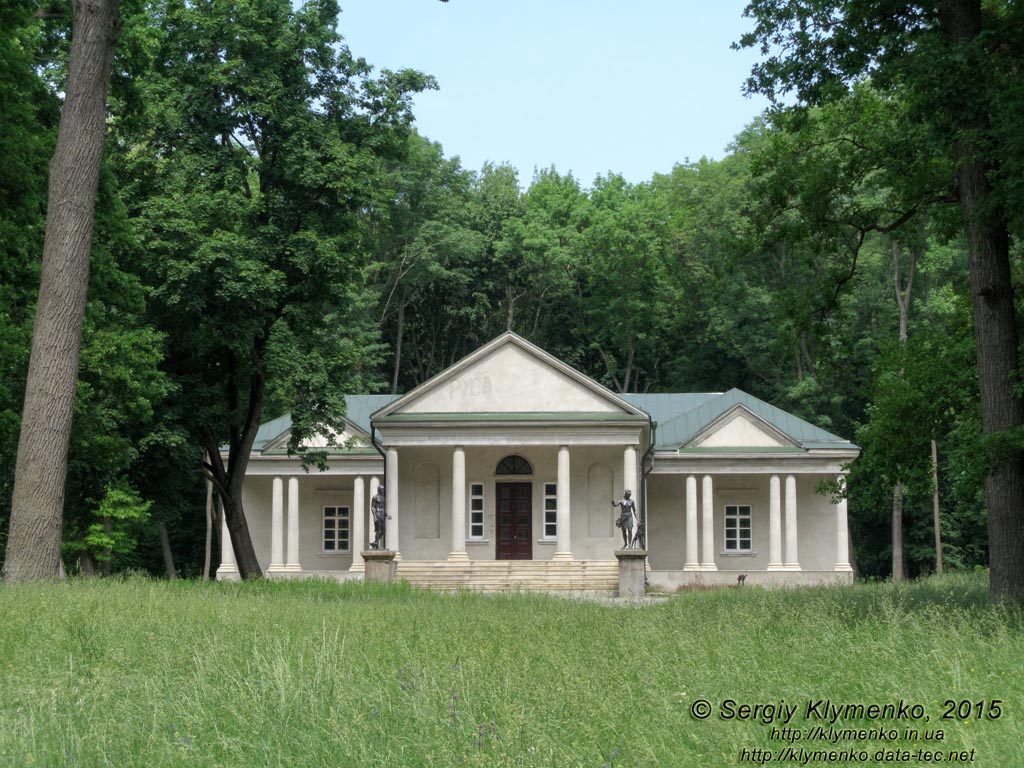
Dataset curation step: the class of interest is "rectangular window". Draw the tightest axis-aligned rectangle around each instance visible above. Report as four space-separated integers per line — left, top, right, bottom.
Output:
323 505 350 553
544 483 557 539
724 504 752 552
469 483 485 539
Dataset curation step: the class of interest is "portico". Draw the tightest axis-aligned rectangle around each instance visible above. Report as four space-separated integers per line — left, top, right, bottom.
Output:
224 332 859 590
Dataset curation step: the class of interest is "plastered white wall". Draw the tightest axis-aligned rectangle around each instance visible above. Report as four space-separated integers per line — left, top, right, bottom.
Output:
402 344 620 413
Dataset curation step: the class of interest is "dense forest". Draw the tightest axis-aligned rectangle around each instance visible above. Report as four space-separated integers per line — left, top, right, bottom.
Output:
3 0 1020 585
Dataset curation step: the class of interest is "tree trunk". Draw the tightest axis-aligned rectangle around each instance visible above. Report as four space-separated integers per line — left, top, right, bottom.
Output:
158 521 177 580
101 517 112 577
892 481 905 582
202 369 266 579
893 239 916 344
202 474 213 580
505 284 515 331
2 0 122 584
942 0 1024 602
79 551 97 577
932 439 944 575
890 239 915 580
391 297 405 395
219 489 262 577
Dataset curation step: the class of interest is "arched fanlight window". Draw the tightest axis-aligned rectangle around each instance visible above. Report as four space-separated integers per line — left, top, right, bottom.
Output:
496 454 533 475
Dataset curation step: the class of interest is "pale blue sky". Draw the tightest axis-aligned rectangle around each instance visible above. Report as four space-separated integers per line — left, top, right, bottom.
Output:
337 1 768 187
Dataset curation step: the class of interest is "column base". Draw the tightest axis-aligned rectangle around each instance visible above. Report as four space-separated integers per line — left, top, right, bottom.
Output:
281 564 303 574
349 563 366 573
699 563 718 571
215 565 240 581
834 564 854 572
447 551 470 562
782 563 802 571
266 563 287 574
552 551 575 561
683 562 702 571
767 563 786 571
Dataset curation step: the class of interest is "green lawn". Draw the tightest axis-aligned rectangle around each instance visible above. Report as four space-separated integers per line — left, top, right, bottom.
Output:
0 573 1019 767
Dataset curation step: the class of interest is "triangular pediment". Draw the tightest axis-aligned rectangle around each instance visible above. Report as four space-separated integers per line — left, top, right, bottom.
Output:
376 333 644 417
261 418 368 452
687 405 800 449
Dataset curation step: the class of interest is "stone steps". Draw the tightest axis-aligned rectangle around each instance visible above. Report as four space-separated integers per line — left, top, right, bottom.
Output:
394 559 619 593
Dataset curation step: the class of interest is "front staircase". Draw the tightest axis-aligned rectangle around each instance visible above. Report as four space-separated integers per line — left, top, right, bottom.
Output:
394 559 619 593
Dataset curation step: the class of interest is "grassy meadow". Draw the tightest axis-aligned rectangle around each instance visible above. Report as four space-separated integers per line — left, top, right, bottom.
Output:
0 572 1020 767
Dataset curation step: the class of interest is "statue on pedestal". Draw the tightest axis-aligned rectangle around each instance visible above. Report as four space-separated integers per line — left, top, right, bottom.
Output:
612 489 638 549
370 486 389 550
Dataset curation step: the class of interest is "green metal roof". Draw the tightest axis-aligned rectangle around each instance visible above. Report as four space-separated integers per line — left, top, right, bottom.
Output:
374 411 649 423
652 388 856 451
251 395 399 451
250 389 856 454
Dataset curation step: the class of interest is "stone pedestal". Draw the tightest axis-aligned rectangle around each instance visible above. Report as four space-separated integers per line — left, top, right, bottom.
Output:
615 549 647 598
362 550 397 583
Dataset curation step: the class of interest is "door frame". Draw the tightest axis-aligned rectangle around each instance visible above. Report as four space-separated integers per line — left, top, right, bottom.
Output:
495 481 533 560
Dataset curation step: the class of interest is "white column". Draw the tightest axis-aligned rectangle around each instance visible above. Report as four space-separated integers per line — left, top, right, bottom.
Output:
835 488 852 572
269 476 285 572
554 445 573 560
623 446 638 496
768 474 783 569
386 448 400 557
784 474 800 570
285 476 301 573
350 476 365 572
685 475 699 569
701 475 716 570
450 446 468 561
216 512 238 579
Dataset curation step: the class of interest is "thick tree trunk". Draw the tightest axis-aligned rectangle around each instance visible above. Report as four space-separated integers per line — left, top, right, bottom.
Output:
158 521 177 580
892 481 905 583
219 490 262 577
942 0 1024 602
2 0 121 584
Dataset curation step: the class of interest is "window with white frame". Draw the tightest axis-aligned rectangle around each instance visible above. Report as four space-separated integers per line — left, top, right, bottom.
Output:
469 483 485 539
724 504 752 552
322 505 350 553
543 483 557 539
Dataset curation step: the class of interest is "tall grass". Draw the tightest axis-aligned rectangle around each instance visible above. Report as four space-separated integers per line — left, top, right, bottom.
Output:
0 572 1019 767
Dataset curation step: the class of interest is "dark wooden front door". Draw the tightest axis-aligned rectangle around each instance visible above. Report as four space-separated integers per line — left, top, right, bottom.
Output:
496 482 532 560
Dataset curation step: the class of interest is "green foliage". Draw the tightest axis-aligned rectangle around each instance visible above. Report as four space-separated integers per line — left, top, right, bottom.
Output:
65 482 153 567
849 279 982 576
115 0 434 466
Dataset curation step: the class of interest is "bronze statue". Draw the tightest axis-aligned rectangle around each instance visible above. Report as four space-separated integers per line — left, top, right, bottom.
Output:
370 486 388 550
612 490 638 549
